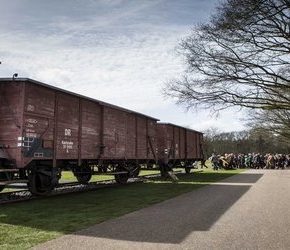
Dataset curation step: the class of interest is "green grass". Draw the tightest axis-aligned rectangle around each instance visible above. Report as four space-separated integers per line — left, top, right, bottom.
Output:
60 171 114 182
0 169 243 250
60 169 161 182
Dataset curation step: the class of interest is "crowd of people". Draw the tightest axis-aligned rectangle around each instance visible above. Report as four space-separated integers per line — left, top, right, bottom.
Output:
208 153 290 170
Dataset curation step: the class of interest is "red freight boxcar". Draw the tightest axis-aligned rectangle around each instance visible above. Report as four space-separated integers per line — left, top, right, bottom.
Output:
157 123 204 174
0 78 158 194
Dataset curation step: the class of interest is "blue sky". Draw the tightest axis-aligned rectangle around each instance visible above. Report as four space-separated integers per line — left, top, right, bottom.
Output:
0 0 246 132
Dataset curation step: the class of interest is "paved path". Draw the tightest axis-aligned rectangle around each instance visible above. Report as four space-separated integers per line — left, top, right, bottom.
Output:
33 170 290 250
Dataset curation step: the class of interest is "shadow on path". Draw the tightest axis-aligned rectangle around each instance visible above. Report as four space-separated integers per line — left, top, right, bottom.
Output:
149 172 263 184
75 183 251 243
207 172 263 184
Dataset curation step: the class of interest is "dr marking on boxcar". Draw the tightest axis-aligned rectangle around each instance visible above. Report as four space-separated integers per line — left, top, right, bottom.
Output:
0 78 204 195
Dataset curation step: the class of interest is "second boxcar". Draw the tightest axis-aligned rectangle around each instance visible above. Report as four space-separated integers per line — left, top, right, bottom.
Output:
157 123 204 174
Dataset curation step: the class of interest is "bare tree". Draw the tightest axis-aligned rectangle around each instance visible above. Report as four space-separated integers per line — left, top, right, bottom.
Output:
248 109 290 139
165 0 290 111
203 127 290 154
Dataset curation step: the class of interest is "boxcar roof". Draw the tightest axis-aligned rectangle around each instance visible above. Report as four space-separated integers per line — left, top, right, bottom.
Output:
0 78 159 121
157 122 203 134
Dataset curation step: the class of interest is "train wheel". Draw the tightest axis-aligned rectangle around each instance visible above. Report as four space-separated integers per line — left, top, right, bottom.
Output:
28 167 60 195
28 172 53 195
147 164 153 170
102 165 108 173
115 173 129 184
115 166 129 184
76 173 92 184
74 165 92 184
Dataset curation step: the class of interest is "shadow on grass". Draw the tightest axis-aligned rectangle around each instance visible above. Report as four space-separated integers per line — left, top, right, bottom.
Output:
0 171 260 246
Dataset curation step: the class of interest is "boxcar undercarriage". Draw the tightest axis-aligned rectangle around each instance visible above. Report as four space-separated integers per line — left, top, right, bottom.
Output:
0 156 200 195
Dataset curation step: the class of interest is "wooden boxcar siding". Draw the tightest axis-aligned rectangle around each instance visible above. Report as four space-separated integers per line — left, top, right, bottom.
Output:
102 107 126 159
25 83 55 117
23 83 104 162
0 82 23 167
102 111 157 160
81 100 102 159
186 130 204 160
197 133 203 159
22 83 55 165
55 93 80 159
196 133 203 158
23 84 148 162
166 125 174 158
125 113 136 159
147 119 157 160
157 123 203 161
179 128 186 159
173 126 180 159
136 116 147 159
157 124 183 161
156 124 167 161
196 133 200 157
186 130 196 159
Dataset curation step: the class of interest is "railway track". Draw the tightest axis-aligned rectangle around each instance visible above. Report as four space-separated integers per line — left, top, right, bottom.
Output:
0 172 177 205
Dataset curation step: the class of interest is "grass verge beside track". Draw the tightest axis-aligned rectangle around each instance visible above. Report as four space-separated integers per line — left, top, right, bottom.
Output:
2 170 159 192
0 169 243 250
60 169 160 182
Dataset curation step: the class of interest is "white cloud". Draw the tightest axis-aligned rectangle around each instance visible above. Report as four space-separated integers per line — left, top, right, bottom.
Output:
0 0 246 132
0 24 186 107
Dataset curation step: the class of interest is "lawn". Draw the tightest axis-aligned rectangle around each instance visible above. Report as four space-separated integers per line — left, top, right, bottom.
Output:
0 169 243 250
60 169 161 182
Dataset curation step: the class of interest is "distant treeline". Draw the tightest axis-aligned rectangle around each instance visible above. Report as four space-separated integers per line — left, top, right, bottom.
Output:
203 127 290 158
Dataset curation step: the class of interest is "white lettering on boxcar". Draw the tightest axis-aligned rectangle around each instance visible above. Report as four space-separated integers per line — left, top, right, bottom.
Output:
26 133 37 138
65 129 72 137
27 104 35 112
26 129 35 133
26 118 38 124
62 140 74 153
